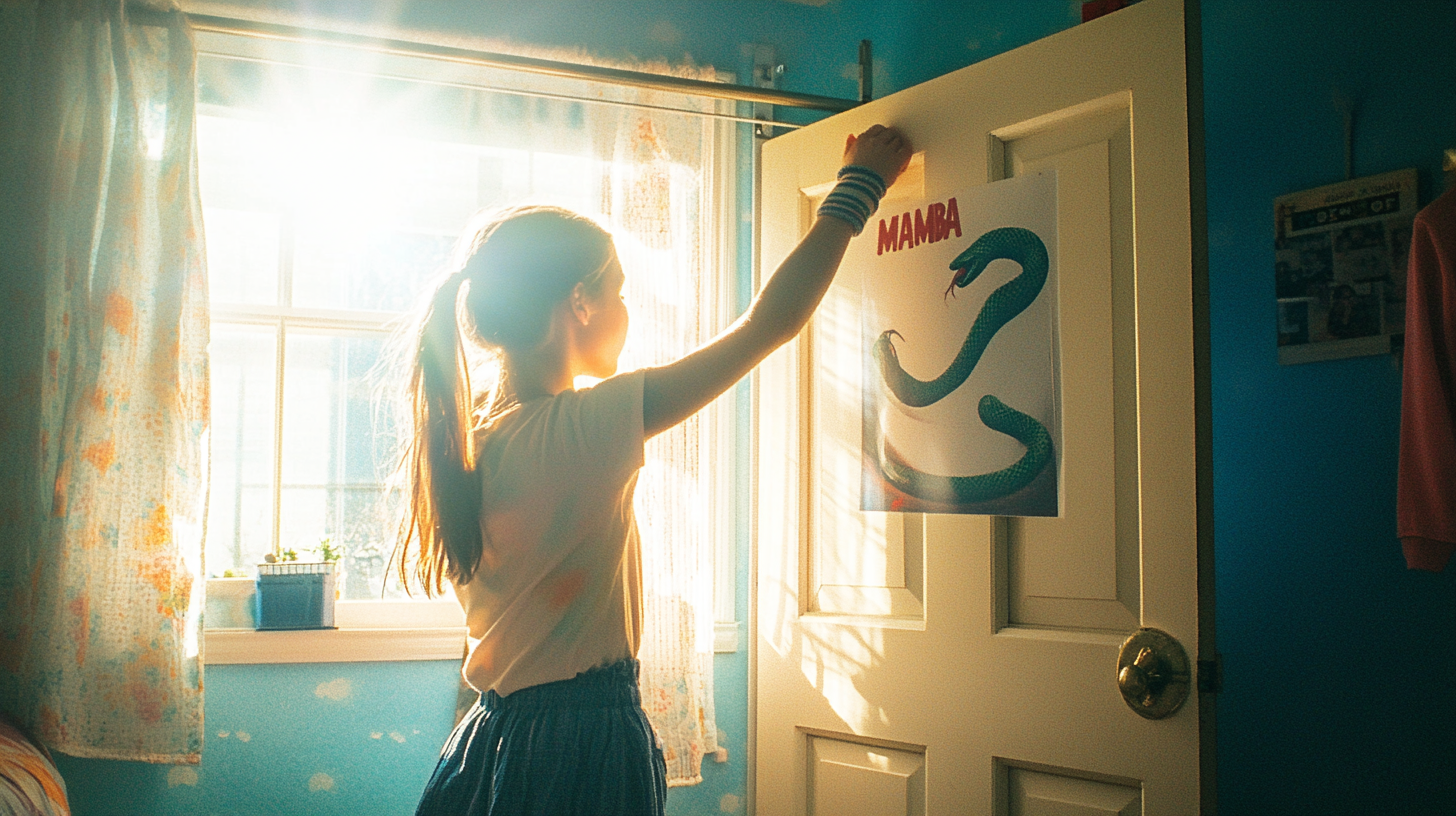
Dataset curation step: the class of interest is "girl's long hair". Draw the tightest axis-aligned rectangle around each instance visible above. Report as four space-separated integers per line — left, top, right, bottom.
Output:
391 206 615 596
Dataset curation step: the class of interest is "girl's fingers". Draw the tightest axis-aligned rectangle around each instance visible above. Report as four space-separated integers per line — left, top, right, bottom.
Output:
847 125 911 180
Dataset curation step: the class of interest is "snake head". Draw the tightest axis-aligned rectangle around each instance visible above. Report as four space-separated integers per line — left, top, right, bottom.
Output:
947 227 1048 301
946 245 990 299
872 329 904 362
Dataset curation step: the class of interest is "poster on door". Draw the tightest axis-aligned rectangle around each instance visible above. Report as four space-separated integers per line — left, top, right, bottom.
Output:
858 172 1060 516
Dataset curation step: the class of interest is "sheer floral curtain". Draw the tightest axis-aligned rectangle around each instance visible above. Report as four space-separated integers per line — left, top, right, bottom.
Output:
0 1 210 763
602 101 723 788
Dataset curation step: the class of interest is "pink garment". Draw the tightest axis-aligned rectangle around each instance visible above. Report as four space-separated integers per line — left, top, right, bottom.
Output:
1399 185 1456 571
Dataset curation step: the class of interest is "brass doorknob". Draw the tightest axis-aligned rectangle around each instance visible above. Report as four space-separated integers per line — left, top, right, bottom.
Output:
1116 628 1190 719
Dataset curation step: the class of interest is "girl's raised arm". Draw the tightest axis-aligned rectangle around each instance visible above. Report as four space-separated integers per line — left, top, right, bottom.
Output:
642 125 911 438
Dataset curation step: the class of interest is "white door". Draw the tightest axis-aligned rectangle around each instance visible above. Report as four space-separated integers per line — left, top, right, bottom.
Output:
753 1 1211 814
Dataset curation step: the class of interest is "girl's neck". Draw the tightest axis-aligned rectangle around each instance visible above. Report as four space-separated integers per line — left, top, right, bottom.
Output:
506 349 575 400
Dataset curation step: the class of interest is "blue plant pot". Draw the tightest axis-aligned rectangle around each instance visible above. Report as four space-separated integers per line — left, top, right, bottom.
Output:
255 561 337 630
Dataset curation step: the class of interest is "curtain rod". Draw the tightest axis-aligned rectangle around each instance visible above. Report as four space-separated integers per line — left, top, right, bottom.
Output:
184 13 862 114
196 50 803 129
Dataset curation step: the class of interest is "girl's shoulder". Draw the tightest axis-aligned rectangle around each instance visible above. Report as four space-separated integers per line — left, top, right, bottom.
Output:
476 370 645 453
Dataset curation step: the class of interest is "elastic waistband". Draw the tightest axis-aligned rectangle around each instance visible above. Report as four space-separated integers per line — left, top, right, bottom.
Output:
484 658 641 711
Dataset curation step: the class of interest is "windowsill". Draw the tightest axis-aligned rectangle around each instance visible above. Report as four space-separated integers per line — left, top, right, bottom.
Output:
205 597 469 664
205 626 469 664
203 581 742 665
714 621 741 654
206 621 743 664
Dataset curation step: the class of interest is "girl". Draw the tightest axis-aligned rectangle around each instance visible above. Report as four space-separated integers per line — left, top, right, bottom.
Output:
398 125 910 816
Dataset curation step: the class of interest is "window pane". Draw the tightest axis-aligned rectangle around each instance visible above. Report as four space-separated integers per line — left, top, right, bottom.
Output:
207 325 277 576
279 331 401 598
530 151 598 216
203 207 280 305
197 114 285 305
289 142 483 313
292 220 455 314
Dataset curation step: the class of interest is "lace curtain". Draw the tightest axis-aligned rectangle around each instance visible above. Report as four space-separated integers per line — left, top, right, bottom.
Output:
0 1 210 764
607 110 723 788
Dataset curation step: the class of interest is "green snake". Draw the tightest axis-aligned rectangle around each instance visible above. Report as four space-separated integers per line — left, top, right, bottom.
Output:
869 226 1054 505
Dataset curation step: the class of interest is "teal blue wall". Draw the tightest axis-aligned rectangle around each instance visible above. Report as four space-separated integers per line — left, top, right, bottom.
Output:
1202 1 1456 813
38 2 1456 814
55 662 461 814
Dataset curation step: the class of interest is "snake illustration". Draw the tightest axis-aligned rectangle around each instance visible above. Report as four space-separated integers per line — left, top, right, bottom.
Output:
868 226 1054 505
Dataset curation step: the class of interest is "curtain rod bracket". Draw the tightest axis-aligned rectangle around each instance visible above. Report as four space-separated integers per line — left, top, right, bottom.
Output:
751 44 781 139
858 40 873 103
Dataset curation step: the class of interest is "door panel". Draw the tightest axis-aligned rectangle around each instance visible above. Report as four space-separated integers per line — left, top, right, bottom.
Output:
808 734 926 816
807 174 928 626
999 102 1140 633
1004 763 1141 816
754 1 1207 813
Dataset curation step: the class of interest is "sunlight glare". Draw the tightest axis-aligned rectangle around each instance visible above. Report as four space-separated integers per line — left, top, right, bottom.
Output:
799 624 887 733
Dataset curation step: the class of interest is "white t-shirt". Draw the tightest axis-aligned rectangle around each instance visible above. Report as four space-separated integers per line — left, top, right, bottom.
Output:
454 370 646 697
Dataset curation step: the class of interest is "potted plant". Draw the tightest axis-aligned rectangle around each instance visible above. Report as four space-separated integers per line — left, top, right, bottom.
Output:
254 538 345 631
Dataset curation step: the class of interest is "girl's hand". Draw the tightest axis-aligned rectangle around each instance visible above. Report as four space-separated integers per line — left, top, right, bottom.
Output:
844 125 912 187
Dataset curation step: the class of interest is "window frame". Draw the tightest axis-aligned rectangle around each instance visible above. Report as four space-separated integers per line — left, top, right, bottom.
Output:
196 31 741 662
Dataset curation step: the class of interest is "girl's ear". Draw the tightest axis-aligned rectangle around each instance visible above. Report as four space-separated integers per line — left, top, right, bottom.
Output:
569 281 593 325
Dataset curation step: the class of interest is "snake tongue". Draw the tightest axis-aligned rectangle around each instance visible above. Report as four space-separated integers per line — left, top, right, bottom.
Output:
946 267 969 298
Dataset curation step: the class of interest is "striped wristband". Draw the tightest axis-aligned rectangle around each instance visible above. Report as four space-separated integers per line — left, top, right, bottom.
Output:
817 164 888 236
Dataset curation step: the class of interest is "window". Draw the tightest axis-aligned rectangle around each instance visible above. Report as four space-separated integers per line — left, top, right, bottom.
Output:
195 34 738 652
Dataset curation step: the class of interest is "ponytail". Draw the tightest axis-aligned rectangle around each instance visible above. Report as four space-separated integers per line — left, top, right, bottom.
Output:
394 270 484 595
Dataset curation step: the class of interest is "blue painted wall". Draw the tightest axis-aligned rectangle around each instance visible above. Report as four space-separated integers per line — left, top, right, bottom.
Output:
38 2 1456 813
55 662 461 815
1202 1 1456 814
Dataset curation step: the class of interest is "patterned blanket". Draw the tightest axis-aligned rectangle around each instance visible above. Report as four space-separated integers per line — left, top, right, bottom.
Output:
0 718 69 816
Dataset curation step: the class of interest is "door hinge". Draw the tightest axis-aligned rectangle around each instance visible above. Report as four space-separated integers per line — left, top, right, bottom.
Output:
1197 655 1223 695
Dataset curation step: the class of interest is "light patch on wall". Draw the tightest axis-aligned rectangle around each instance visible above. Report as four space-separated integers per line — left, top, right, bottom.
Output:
370 731 383 740
316 678 352 701
235 731 251 742
389 732 407 743
720 792 742 813
648 20 682 46
217 731 229 739
309 772 336 793
167 766 199 788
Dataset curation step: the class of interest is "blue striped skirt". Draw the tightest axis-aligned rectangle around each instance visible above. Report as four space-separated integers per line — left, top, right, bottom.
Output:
415 659 667 816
